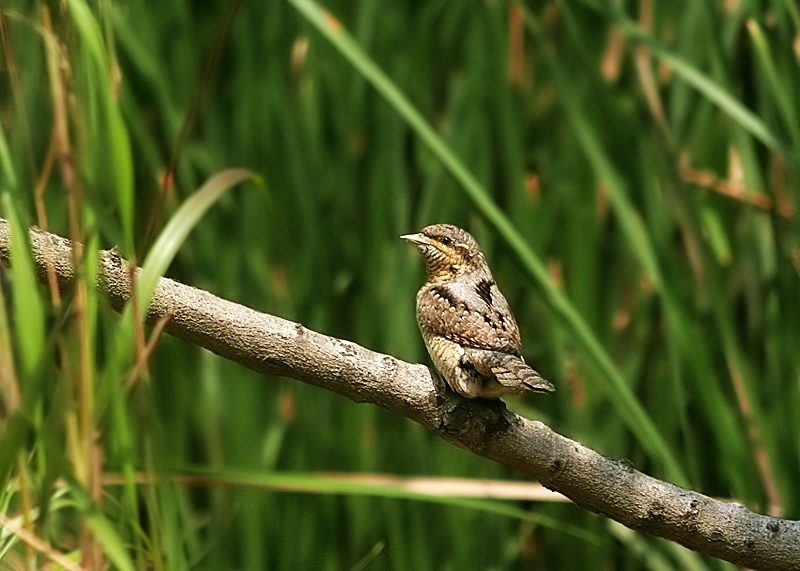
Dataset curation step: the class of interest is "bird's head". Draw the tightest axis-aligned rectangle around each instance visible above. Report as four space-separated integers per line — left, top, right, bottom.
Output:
401 224 489 282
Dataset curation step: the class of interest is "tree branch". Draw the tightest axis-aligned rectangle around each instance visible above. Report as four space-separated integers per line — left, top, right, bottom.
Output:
1 218 798 570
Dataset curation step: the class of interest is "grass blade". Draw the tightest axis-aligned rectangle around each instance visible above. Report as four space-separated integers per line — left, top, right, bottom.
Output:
288 0 684 483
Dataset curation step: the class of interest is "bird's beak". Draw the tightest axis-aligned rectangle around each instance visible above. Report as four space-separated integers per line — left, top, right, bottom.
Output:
400 232 431 246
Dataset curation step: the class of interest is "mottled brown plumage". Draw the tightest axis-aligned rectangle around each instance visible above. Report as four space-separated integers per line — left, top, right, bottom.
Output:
402 224 555 399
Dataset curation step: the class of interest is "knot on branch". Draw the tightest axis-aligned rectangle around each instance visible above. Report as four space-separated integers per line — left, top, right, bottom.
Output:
440 395 514 441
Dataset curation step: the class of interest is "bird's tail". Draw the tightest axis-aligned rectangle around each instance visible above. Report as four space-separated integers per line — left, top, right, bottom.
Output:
465 349 555 393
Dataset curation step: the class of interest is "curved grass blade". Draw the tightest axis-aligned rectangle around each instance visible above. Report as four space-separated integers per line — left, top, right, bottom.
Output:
136 168 259 319
100 169 259 434
746 19 800 146
609 13 783 152
288 0 684 483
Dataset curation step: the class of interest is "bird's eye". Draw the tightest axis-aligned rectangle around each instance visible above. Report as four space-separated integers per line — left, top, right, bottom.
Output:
440 236 453 246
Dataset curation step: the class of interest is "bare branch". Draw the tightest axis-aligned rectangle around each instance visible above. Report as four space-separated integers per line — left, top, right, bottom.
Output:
1 218 798 570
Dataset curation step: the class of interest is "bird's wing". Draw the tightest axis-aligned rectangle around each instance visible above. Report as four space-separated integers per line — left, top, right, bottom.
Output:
417 279 522 353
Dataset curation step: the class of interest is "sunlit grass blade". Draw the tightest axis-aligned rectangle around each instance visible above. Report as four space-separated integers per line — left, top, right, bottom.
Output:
99 169 259 453
67 0 135 251
81 512 135 571
136 168 260 319
0 195 44 377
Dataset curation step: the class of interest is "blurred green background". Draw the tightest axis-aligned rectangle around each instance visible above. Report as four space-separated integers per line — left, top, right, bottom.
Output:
1 0 799 569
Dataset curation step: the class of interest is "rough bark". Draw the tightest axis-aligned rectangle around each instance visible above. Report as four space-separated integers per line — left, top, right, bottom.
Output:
1 218 798 570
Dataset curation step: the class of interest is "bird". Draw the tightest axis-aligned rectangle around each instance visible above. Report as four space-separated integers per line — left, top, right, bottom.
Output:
402 223 555 399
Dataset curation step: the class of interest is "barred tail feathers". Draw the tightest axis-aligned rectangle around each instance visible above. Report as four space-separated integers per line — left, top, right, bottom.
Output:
464 348 555 393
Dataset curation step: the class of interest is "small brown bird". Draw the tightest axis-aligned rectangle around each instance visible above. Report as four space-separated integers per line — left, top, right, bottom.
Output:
402 224 555 399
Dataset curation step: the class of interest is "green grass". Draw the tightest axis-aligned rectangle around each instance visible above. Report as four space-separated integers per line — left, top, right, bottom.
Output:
1 0 798 568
